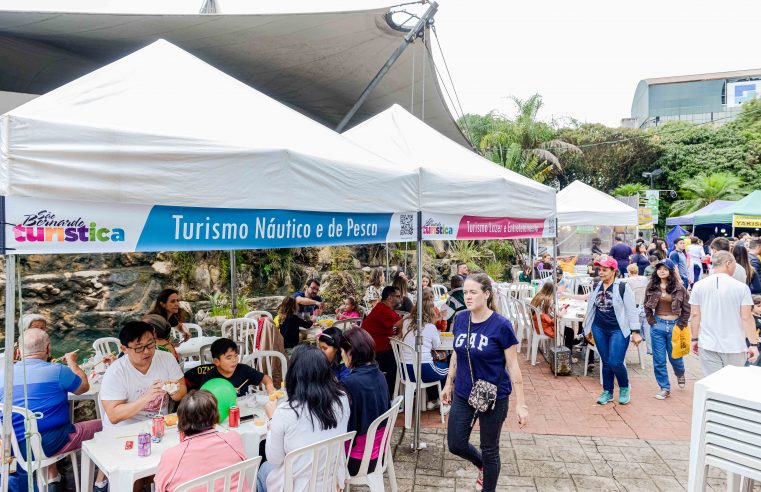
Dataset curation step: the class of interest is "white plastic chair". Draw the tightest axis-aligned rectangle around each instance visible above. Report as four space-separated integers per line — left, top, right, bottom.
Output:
581 283 593 296
432 284 448 301
526 304 551 366
244 311 273 321
389 339 445 429
199 344 213 364
3 406 81 492
174 456 261 492
92 337 120 358
242 351 288 385
538 269 553 280
283 431 357 492
172 323 203 342
345 396 403 492
221 318 258 356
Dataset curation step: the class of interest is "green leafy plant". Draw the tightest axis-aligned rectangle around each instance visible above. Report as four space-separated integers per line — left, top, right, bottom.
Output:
207 292 228 317
171 251 196 286
670 172 747 215
448 240 493 269
612 183 647 197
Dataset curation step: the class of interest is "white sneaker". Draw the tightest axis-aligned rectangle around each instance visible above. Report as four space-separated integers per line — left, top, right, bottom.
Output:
655 390 670 400
426 399 440 411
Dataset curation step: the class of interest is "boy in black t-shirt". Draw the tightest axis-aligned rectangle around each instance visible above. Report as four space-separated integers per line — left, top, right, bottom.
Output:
201 338 276 396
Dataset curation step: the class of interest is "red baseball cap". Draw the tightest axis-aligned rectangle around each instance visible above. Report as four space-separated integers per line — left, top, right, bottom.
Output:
594 255 618 270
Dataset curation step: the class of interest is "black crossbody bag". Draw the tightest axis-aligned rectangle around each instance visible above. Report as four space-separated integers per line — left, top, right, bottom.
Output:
465 314 505 426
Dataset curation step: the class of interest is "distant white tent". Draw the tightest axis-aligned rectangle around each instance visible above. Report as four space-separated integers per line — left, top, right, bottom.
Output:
557 181 638 227
345 104 556 220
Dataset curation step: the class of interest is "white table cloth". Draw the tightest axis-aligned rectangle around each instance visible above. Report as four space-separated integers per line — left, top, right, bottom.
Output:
176 336 220 359
80 397 267 492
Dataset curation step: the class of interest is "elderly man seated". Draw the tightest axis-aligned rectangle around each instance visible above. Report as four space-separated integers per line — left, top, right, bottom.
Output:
0 328 101 492
100 320 187 427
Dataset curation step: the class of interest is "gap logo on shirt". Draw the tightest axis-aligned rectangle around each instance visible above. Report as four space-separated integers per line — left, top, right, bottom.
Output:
454 333 489 351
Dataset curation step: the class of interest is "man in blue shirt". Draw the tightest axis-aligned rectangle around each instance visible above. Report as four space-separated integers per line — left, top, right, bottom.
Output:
669 237 689 287
0 328 102 492
293 278 323 317
609 236 632 277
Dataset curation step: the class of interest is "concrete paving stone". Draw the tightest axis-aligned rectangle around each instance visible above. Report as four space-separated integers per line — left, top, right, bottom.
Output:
571 474 622 491
651 444 690 461
649 475 685 491
589 460 614 477
513 444 551 461
509 432 537 443
393 460 418 479
395 448 419 462
443 459 478 478
550 446 591 463
592 437 649 447
501 461 520 476
706 465 726 479
497 475 537 487
415 474 453 486
620 446 664 464
616 477 660 491
608 461 645 479
533 435 581 447
640 461 675 476
583 451 605 461
516 460 570 478
534 477 576 491
417 449 444 469
564 462 597 476
415 468 446 477
596 449 628 463
706 478 728 491
665 460 689 479
413 486 455 492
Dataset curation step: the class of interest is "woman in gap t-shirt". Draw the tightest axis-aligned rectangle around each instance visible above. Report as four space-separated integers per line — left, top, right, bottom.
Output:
441 273 528 492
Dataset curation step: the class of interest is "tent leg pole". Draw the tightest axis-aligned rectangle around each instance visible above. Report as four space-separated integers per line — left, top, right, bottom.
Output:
552 236 558 377
413 211 425 450
230 250 238 317
2 254 16 492
731 214 735 238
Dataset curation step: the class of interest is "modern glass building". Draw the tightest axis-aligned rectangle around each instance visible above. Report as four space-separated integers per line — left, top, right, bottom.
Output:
629 69 761 129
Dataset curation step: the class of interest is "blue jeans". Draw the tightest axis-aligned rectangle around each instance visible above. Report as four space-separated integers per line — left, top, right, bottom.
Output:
591 323 630 392
650 317 686 391
256 461 275 492
447 394 508 492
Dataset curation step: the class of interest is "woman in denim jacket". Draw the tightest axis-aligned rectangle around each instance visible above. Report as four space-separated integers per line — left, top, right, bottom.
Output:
583 255 642 405
643 259 690 400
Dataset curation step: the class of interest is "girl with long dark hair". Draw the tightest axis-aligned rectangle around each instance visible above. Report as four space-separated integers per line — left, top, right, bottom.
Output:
392 273 413 312
257 345 350 492
733 243 761 294
442 273 528 491
340 328 390 476
148 288 190 341
275 296 313 352
318 327 351 381
643 259 690 400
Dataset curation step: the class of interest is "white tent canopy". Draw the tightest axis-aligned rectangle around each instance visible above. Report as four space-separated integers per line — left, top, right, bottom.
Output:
0 40 420 214
344 104 556 219
557 180 638 227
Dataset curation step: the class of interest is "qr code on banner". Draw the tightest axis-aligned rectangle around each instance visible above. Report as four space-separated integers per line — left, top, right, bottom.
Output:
399 214 414 236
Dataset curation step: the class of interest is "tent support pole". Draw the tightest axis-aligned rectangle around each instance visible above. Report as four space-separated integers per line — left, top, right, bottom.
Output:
335 2 439 132
2 254 16 492
731 214 736 238
413 211 425 450
552 233 559 377
230 250 238 317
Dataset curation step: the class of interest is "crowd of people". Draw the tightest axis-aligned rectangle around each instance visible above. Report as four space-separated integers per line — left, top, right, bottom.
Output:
1 263 530 492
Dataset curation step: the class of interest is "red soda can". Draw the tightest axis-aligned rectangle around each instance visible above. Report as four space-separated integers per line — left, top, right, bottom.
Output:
229 406 240 428
152 415 165 439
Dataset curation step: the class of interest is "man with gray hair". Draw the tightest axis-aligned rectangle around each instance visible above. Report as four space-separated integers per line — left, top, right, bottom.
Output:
690 250 760 376
0 328 101 492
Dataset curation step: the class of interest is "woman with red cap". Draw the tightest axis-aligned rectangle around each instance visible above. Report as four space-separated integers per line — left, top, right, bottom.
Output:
582 255 642 405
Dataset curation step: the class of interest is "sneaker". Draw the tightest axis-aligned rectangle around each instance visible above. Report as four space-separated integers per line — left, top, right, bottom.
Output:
655 390 670 400
618 387 631 405
475 467 484 490
426 399 440 411
93 480 109 492
596 390 614 405
677 376 686 389
48 481 63 492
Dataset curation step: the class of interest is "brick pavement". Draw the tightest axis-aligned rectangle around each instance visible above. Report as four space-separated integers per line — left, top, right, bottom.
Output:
409 342 701 441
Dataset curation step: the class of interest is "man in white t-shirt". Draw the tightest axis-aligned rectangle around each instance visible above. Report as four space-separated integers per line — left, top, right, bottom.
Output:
100 320 186 428
689 251 760 376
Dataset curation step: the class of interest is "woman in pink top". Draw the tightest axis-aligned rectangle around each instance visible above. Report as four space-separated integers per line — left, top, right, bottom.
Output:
154 391 247 492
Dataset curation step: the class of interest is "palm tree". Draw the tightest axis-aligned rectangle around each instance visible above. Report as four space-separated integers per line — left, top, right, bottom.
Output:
477 95 580 183
670 172 747 215
612 183 647 197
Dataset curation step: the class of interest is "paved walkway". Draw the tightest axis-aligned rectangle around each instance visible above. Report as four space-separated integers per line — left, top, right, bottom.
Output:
412 342 701 440
377 342 737 491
